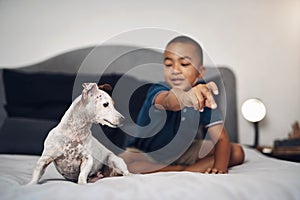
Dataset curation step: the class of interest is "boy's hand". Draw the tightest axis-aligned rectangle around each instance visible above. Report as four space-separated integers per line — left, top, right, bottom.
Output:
192 81 218 111
170 81 218 111
204 167 227 174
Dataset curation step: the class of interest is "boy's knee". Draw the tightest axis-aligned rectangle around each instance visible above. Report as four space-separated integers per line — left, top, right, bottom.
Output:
236 145 245 164
231 144 245 165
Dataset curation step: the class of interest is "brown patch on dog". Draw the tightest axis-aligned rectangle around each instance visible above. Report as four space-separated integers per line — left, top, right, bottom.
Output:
98 84 112 91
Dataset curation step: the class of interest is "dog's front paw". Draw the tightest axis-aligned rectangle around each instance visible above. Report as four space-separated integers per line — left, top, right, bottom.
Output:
123 171 134 176
26 181 35 186
26 179 38 185
78 180 87 185
77 178 88 185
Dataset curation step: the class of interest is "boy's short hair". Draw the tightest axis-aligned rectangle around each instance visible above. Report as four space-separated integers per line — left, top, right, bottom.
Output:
166 36 203 65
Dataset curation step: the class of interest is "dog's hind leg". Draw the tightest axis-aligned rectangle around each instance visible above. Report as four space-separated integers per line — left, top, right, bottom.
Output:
78 154 93 184
87 171 104 183
27 155 54 185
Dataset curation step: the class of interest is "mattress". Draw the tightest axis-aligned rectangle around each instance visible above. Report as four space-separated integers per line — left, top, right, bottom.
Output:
0 147 299 200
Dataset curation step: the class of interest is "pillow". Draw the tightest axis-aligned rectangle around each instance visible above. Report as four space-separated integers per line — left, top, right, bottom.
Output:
3 69 150 122
4 104 69 121
0 117 58 155
3 69 75 105
3 69 74 120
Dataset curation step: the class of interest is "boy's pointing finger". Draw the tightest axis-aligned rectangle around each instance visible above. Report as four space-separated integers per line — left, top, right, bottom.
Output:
207 81 219 95
205 82 218 109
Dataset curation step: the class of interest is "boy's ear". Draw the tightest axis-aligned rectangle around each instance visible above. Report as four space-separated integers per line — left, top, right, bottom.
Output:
198 66 206 78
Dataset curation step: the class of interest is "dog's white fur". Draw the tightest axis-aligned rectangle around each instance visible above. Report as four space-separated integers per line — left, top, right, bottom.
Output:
27 83 131 185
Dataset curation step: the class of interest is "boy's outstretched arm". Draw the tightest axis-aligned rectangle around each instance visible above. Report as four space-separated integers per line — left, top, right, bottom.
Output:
154 82 218 111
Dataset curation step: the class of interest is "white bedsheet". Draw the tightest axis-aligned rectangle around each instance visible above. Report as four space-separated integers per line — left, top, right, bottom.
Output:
0 147 300 200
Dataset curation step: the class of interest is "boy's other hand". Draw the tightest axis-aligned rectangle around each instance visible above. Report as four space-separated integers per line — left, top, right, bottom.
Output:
204 167 227 174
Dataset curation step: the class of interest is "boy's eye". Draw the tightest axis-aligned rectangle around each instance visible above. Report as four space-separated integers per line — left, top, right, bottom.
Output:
181 63 190 67
164 61 172 67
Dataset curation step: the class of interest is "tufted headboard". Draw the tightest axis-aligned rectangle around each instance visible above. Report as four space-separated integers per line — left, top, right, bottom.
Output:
0 45 238 155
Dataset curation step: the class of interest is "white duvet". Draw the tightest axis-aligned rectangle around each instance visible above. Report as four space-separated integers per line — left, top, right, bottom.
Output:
0 147 300 200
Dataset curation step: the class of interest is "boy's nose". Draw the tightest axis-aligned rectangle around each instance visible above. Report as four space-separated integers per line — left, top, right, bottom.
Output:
172 63 181 74
172 69 180 75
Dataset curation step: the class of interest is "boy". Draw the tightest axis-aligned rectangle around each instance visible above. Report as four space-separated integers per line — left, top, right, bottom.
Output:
119 36 244 174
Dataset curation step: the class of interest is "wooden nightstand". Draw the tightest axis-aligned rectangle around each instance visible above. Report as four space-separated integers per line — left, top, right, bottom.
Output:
256 146 300 162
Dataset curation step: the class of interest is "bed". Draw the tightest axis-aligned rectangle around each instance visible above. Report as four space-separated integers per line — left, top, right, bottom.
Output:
0 45 299 200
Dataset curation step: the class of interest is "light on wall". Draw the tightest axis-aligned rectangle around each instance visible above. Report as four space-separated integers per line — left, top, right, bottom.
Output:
241 98 267 147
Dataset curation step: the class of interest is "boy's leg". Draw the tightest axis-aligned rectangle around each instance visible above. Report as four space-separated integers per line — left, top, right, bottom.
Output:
173 140 214 173
172 140 205 165
184 142 245 173
197 141 245 167
228 143 245 166
119 142 244 174
119 141 212 173
118 148 164 173
119 148 187 173
118 148 151 164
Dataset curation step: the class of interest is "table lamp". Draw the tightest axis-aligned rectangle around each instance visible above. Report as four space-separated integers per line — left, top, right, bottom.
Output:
241 98 267 148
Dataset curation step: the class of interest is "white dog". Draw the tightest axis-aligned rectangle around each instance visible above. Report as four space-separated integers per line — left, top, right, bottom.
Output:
27 83 131 185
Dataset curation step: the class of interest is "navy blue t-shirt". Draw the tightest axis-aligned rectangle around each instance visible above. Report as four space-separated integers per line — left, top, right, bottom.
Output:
127 82 223 156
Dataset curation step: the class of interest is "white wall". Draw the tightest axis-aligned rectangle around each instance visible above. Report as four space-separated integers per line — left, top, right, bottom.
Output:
0 0 299 146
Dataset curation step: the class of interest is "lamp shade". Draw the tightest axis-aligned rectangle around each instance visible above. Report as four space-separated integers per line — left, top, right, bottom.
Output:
241 98 266 122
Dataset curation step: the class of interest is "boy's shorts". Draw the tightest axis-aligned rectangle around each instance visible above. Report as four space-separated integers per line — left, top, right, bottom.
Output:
126 140 203 166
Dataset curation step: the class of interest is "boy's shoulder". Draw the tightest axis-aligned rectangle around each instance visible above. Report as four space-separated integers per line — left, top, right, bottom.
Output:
147 81 170 94
151 81 170 89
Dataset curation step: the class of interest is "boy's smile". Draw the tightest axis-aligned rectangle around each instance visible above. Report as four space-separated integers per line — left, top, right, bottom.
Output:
170 77 185 86
163 42 204 91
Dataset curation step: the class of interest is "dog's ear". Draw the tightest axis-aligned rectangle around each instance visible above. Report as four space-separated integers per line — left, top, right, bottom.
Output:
82 83 97 90
82 83 98 101
98 84 112 91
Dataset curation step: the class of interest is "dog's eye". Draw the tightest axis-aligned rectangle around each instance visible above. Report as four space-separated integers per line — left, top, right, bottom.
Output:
103 102 109 108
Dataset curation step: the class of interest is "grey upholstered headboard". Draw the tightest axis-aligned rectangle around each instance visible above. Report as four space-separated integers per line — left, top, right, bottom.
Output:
0 45 238 145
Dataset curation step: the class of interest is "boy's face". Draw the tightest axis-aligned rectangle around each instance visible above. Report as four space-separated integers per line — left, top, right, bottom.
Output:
164 42 204 91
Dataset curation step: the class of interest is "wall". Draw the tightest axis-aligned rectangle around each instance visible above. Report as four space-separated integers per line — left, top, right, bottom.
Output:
0 0 299 146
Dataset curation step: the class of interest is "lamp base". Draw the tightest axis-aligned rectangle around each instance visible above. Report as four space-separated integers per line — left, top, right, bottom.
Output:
244 122 259 149
244 144 257 149
254 122 259 147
